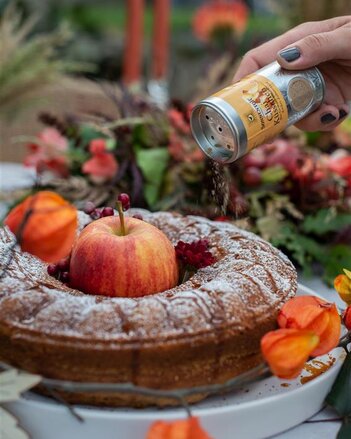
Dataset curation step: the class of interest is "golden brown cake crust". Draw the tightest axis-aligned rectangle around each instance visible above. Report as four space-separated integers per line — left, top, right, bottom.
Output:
0 211 297 406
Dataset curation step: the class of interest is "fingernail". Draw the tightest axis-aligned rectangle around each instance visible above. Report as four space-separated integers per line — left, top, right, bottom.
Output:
339 109 348 120
321 113 337 124
279 47 301 62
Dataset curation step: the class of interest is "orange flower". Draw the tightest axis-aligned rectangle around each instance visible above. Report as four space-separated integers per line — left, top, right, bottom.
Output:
4 191 77 263
334 269 351 305
342 306 351 330
261 328 319 379
146 417 212 439
193 0 249 42
277 296 341 356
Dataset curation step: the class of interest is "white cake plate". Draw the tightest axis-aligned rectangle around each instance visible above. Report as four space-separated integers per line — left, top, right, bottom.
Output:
4 284 345 439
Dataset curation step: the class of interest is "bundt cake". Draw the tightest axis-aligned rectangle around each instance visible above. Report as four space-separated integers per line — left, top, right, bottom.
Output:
0 211 297 406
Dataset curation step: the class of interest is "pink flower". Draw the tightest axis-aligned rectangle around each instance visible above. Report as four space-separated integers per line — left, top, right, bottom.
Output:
263 139 301 173
24 128 69 177
82 138 118 180
39 127 68 151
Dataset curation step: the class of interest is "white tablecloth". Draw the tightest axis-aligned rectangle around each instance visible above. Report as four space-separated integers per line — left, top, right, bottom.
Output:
0 162 343 439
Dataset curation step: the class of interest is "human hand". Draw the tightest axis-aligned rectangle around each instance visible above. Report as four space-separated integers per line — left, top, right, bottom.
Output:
233 16 351 131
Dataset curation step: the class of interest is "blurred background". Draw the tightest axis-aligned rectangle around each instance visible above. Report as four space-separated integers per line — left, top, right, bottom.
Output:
1 0 350 162
1 0 350 285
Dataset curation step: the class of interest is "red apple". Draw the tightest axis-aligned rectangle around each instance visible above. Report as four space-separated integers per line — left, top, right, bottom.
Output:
69 217 179 297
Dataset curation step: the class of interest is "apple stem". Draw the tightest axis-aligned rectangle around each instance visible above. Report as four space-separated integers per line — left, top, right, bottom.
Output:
117 201 126 236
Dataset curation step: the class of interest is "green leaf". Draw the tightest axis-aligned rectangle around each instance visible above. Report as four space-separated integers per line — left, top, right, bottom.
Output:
337 420 351 439
136 148 169 207
105 138 116 151
305 131 322 145
66 146 89 164
261 165 288 184
79 125 106 145
323 245 351 286
256 216 282 242
326 352 351 416
303 209 351 236
271 223 325 268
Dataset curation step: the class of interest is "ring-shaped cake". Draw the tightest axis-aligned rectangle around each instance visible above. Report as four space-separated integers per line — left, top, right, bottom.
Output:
0 211 297 406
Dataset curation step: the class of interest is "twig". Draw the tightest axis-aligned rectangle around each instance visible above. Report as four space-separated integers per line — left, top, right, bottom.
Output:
306 418 342 423
43 386 84 423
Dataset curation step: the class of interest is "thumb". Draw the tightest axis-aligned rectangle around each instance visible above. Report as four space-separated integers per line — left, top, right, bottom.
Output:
276 26 351 69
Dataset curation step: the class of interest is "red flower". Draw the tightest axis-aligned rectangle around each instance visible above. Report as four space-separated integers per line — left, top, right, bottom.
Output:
214 216 231 222
90 138 107 155
175 239 216 269
168 132 204 163
328 155 351 187
343 306 351 330
193 0 249 42
82 138 118 180
168 108 191 135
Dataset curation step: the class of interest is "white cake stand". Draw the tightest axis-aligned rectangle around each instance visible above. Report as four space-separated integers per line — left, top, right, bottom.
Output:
4 285 345 439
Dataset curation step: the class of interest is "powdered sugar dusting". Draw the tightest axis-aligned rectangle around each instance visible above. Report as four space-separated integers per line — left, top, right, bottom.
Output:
0 211 297 346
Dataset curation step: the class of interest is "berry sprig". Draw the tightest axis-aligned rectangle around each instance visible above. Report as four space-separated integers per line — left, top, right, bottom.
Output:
83 197 143 224
84 201 115 220
47 255 71 284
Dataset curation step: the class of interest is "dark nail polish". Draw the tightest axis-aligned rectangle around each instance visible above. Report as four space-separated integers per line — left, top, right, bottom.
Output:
339 109 348 120
321 113 337 124
279 47 301 62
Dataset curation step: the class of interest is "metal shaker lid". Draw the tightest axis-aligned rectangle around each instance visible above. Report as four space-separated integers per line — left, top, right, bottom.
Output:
191 98 246 164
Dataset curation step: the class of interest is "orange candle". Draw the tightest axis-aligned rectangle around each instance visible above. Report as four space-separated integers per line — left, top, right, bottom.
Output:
123 0 145 85
151 0 170 80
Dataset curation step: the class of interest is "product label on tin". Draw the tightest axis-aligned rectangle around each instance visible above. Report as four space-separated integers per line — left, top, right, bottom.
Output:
213 74 288 151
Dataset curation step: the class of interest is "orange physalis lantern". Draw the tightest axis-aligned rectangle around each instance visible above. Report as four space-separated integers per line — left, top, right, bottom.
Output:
146 416 212 439
4 191 77 263
261 328 319 379
277 296 341 356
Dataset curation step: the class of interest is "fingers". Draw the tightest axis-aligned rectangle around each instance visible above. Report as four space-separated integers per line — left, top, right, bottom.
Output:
277 26 351 70
295 103 350 132
233 17 351 82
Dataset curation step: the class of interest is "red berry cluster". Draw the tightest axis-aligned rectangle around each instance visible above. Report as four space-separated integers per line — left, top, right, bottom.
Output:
47 256 71 284
84 201 114 219
175 239 216 269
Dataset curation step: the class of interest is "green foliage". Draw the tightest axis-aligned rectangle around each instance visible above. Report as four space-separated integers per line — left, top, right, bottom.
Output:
247 193 351 284
261 165 288 184
136 148 170 207
303 209 351 236
327 352 351 416
78 125 107 146
323 246 351 286
337 421 351 439
271 223 323 273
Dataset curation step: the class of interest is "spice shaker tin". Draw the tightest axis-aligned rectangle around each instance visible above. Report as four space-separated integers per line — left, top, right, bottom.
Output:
190 61 325 164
